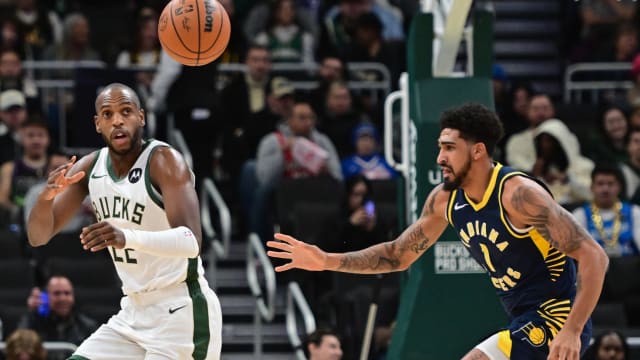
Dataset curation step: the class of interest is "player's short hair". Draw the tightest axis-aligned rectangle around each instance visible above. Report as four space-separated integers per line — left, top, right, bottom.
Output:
440 103 504 156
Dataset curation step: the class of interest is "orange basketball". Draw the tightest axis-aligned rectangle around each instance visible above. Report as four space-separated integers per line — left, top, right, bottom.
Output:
157 0 231 66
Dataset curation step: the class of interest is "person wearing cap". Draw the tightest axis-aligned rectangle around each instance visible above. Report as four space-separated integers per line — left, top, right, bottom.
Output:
341 122 396 180
0 89 28 165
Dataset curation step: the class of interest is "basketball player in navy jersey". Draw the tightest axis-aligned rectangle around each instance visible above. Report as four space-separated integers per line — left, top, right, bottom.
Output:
27 83 222 359
267 103 608 360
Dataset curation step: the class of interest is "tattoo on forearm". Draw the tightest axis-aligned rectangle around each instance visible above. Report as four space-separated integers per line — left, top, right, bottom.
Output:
339 242 401 271
510 185 586 254
338 221 431 272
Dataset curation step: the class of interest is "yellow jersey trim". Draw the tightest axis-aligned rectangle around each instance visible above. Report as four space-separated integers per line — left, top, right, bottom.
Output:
497 170 530 239
464 163 502 211
497 329 512 357
447 189 457 226
530 229 551 259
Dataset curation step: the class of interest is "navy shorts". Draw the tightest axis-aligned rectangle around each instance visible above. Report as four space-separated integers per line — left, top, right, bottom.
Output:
496 299 592 359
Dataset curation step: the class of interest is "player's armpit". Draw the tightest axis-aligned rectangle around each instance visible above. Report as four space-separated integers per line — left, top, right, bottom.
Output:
505 180 589 255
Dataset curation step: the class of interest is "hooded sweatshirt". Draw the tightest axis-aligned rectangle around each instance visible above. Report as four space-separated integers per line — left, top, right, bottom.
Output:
534 119 593 205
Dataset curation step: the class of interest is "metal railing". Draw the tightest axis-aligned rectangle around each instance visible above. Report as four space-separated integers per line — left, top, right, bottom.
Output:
286 281 317 360
167 127 230 287
564 62 633 104
200 177 232 286
20 60 393 149
0 340 77 355
247 233 277 359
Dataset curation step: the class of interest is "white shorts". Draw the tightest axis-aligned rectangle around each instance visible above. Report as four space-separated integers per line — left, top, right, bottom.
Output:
69 278 222 360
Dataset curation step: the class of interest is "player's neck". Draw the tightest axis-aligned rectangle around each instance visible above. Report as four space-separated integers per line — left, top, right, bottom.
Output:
108 140 144 178
461 161 494 203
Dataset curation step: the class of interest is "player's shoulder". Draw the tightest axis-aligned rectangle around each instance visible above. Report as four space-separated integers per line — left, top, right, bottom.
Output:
423 183 452 217
501 173 548 196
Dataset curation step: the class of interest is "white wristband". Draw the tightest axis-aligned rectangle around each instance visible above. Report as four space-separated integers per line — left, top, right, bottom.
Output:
122 226 199 258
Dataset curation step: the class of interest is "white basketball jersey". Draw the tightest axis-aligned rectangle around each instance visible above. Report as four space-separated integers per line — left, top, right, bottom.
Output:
88 139 205 295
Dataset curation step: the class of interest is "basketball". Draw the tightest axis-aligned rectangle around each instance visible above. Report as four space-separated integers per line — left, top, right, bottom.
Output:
157 0 231 66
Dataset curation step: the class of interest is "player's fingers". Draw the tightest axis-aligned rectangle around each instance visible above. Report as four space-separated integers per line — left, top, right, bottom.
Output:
66 170 85 184
275 263 294 272
267 251 293 259
266 241 293 252
274 233 299 245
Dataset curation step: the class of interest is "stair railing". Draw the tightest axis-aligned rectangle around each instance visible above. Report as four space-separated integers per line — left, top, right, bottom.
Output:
286 281 316 360
247 233 276 359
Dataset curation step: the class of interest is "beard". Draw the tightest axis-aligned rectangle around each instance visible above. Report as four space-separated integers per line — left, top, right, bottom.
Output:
442 156 471 191
103 128 143 156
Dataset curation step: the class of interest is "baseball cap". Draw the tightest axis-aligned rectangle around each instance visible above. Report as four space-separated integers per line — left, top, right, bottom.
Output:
271 77 295 98
0 89 26 111
352 122 378 144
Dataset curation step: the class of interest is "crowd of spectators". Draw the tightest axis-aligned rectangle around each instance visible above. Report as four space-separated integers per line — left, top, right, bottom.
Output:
0 0 638 359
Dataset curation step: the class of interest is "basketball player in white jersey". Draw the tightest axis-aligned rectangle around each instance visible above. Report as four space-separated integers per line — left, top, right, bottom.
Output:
27 83 222 360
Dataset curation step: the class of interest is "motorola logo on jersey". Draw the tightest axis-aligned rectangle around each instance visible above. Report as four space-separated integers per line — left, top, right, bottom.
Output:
128 168 142 183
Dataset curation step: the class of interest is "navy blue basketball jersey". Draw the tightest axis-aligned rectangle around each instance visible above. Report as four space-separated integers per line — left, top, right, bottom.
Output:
446 163 578 323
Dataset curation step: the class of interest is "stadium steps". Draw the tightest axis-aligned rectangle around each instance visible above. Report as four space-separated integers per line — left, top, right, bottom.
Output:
211 240 295 358
492 0 563 98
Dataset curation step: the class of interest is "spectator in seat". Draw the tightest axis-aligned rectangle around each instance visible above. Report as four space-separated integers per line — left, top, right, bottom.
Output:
582 329 629 360
18 275 98 347
532 119 594 206
254 0 315 64
0 50 39 109
248 100 342 240
305 328 343 360
256 100 342 186
620 127 640 200
572 164 640 257
0 117 50 230
341 122 396 180
496 82 533 162
627 54 640 108
4 329 47 360
308 54 348 116
318 80 371 158
505 94 555 172
585 106 629 164
325 174 389 253
42 12 99 62
0 89 28 165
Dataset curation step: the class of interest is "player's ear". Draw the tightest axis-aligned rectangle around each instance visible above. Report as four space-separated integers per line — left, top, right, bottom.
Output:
139 108 146 126
94 115 101 133
473 143 486 159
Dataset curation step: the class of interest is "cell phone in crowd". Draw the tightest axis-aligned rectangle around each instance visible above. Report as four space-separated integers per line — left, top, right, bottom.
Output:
38 291 49 317
364 200 375 217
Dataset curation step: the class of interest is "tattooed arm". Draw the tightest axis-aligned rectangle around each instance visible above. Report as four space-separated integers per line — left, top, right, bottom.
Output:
502 176 608 359
267 184 451 274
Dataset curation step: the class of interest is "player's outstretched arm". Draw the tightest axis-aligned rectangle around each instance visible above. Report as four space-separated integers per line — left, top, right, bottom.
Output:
267 184 450 274
27 155 89 247
503 177 608 360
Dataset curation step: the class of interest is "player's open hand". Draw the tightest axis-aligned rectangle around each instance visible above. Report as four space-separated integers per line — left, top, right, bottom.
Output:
266 233 327 272
547 328 581 360
42 156 85 200
80 221 126 252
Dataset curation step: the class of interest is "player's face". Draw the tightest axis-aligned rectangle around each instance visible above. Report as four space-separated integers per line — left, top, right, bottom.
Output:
437 128 472 191
310 335 343 360
94 88 145 156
